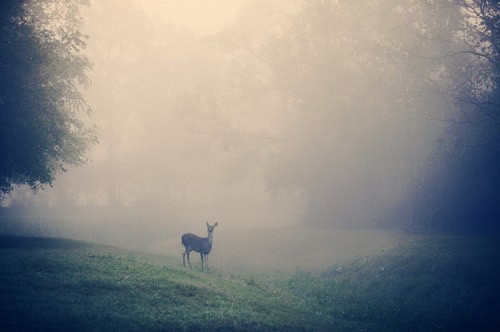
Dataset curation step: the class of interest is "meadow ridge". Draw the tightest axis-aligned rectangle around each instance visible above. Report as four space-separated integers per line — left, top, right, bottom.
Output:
1 234 499 331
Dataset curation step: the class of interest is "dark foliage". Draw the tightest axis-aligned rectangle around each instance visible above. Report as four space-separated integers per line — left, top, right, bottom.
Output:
0 0 94 197
409 0 500 233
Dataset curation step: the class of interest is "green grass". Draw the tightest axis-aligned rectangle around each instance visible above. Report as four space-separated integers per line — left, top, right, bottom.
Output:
1 234 499 331
0 236 325 331
286 235 500 331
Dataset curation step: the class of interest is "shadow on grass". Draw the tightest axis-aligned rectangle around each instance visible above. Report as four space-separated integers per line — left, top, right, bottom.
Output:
0 235 91 250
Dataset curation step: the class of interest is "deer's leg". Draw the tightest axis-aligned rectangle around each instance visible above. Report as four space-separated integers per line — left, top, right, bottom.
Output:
205 254 209 271
200 253 204 272
187 250 192 268
182 246 188 267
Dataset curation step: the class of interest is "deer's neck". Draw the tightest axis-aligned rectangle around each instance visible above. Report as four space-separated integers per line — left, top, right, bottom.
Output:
207 232 214 245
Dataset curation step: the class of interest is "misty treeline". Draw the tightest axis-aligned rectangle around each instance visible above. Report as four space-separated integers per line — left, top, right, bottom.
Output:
1 0 499 237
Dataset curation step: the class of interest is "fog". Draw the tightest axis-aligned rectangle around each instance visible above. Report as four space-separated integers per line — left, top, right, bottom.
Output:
1 0 485 269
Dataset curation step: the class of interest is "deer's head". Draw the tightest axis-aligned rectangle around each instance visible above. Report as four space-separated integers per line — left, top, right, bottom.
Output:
206 222 218 235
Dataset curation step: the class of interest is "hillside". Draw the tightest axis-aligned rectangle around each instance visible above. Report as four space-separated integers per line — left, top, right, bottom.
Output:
1 235 499 331
0 236 335 331
287 235 500 331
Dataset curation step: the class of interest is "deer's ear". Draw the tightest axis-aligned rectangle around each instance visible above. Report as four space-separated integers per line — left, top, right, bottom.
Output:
206 222 209 226
214 222 218 226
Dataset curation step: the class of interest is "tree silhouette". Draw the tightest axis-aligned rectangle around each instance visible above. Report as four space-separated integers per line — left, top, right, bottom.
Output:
0 0 95 197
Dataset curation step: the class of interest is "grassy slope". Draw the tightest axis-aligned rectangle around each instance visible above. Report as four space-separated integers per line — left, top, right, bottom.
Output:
287 235 500 331
1 235 499 331
0 236 317 331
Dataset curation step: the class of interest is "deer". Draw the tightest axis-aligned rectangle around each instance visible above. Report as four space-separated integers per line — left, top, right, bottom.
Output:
181 222 218 272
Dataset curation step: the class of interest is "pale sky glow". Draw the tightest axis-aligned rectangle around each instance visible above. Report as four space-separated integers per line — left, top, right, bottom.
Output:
136 0 252 35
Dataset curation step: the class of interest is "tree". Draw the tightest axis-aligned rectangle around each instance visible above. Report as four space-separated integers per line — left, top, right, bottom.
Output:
410 0 500 233
262 0 500 232
455 0 500 115
0 0 95 198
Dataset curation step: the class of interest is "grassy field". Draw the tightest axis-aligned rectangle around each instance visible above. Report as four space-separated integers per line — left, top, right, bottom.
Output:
1 234 499 331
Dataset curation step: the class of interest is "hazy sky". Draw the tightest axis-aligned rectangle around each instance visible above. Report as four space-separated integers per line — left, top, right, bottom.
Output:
135 0 253 35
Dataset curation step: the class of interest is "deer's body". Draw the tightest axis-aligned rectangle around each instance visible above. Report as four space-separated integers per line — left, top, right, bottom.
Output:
182 222 218 271
182 233 213 254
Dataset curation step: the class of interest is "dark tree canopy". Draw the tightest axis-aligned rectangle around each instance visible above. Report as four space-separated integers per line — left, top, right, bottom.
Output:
0 0 95 197
408 0 500 233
